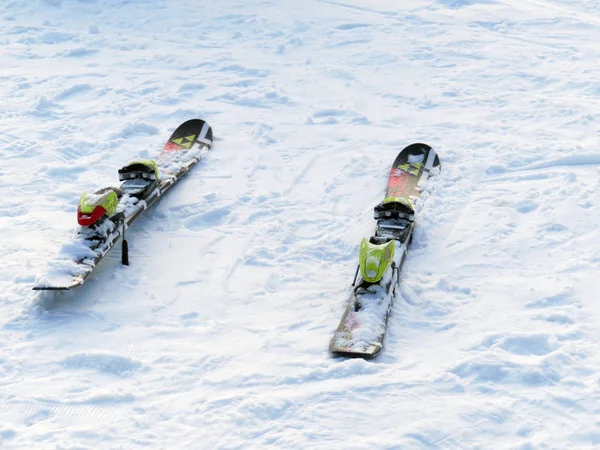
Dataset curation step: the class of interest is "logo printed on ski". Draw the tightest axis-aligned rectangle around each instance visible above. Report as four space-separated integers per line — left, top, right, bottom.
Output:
163 141 184 152
396 161 422 176
172 134 196 149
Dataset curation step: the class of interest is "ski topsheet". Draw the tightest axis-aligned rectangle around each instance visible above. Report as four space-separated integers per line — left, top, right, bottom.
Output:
330 143 441 359
33 119 213 291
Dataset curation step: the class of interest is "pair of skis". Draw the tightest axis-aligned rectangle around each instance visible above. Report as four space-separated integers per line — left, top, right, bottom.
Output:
33 119 441 360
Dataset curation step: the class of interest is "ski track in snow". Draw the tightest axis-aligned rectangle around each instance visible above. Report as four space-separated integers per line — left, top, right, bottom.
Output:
1 0 600 448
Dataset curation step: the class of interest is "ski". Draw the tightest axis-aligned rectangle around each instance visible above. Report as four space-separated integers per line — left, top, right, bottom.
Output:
33 119 213 291
330 143 441 359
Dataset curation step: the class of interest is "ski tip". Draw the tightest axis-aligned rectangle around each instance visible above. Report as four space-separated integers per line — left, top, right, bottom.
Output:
164 119 213 152
403 142 431 151
396 142 441 172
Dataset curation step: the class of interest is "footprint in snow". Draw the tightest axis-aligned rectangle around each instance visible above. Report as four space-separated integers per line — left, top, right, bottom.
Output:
40 31 75 44
498 334 558 356
513 200 538 213
336 23 370 31
54 83 93 101
525 291 576 309
61 352 143 376
184 206 232 230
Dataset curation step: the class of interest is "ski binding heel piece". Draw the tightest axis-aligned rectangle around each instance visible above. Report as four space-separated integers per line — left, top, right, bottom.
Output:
77 187 122 227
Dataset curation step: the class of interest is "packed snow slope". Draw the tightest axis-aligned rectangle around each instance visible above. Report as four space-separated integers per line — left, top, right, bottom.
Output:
1 0 600 448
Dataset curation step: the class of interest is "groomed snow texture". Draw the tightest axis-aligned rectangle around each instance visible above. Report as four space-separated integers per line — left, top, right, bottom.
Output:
1 0 600 448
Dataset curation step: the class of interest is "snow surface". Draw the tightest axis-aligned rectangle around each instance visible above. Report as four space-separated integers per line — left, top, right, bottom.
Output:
2 0 600 448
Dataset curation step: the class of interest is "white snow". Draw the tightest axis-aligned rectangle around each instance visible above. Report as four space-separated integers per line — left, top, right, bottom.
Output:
2 0 600 448
408 153 425 165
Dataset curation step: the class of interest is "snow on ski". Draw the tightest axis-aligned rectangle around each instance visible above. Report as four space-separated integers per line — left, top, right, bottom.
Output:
33 119 213 291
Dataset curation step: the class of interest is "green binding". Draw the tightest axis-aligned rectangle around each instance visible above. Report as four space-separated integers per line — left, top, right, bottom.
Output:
78 188 119 216
359 238 395 283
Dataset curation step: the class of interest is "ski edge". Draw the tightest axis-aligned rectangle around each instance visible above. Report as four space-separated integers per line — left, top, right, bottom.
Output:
32 281 83 291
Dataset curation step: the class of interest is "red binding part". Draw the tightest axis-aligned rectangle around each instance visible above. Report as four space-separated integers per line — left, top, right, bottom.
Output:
77 205 106 227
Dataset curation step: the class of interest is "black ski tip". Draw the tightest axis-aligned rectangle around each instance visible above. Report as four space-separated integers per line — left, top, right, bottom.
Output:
395 142 441 170
169 119 213 149
403 142 431 151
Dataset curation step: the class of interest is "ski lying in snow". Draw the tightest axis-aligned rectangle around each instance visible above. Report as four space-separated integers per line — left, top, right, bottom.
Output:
33 119 213 291
330 143 441 359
